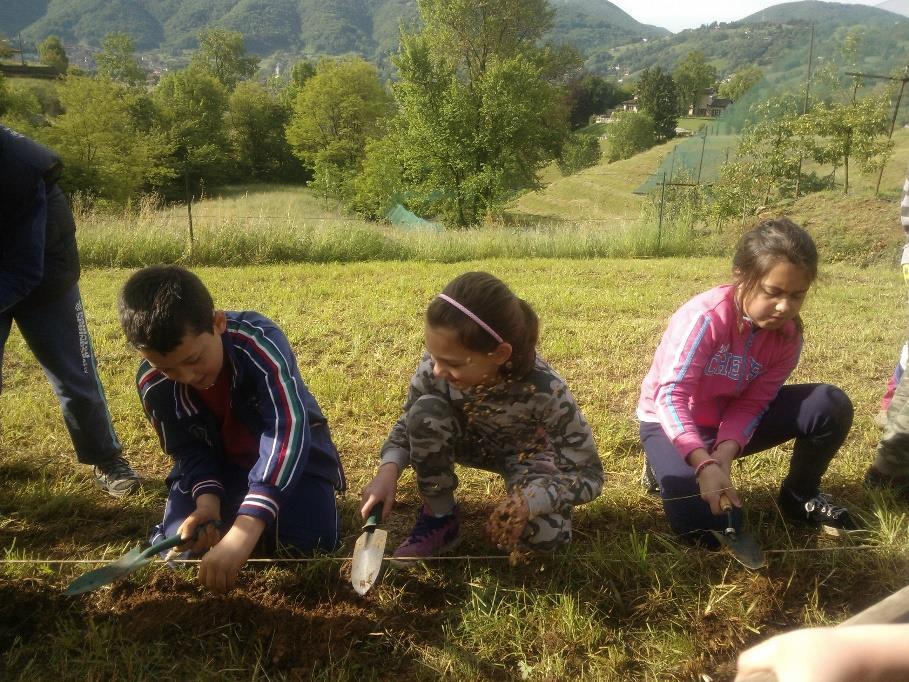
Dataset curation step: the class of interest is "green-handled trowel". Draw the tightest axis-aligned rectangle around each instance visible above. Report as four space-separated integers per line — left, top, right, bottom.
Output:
710 494 766 570
65 522 219 595
351 501 387 595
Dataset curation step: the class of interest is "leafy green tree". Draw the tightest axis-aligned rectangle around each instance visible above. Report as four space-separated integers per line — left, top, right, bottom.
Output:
565 73 629 129
290 60 316 88
719 66 763 102
227 80 300 180
387 0 574 227
636 67 678 140
557 133 601 175
606 111 655 161
673 51 716 115
801 93 891 193
191 29 259 90
0 39 13 60
349 131 406 219
42 77 173 202
38 36 68 74
95 32 146 86
152 65 231 189
736 95 803 204
285 56 392 199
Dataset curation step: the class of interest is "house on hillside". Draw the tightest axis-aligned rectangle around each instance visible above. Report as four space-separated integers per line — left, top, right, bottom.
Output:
688 88 732 117
619 97 639 113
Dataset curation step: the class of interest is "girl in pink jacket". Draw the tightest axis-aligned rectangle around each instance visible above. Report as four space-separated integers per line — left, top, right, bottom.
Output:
637 218 855 546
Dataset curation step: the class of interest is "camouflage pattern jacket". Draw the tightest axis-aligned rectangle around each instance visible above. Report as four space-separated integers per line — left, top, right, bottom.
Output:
381 353 603 517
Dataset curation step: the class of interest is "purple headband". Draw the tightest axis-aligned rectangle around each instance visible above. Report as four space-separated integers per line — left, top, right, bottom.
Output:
437 294 504 344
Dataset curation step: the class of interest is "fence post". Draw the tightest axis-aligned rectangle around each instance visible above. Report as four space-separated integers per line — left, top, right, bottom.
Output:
657 172 666 252
184 166 195 262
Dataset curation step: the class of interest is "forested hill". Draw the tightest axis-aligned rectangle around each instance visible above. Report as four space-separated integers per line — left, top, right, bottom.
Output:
0 0 668 61
596 0 909 81
740 0 904 24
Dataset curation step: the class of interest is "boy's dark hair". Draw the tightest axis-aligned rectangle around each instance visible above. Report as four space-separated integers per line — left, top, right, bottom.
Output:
732 216 818 333
118 265 215 354
426 271 539 377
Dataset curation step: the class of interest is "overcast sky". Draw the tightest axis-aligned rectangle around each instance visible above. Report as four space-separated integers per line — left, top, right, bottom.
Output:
609 0 885 33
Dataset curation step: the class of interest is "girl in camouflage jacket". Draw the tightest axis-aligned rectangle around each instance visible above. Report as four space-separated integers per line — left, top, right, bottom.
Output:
360 272 603 561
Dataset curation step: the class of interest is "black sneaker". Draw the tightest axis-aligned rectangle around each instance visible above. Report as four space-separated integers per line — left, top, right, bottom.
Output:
93 456 140 498
641 462 660 495
778 487 857 536
864 465 909 503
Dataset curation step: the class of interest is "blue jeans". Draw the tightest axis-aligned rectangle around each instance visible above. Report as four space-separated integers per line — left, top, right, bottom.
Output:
640 383 853 546
0 283 121 464
152 465 341 555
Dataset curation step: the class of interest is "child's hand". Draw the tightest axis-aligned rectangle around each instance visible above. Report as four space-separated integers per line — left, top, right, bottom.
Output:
198 515 264 594
697 464 741 515
734 625 909 682
177 493 222 554
360 462 399 521
486 493 530 549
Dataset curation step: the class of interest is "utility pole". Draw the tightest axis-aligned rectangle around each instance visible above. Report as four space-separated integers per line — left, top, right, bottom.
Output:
794 24 815 199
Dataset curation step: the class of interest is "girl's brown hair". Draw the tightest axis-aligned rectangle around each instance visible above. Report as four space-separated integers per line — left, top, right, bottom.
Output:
426 272 539 377
732 217 818 332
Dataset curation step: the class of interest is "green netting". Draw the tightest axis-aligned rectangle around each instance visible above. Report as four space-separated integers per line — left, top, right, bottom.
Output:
633 124 740 194
385 203 443 231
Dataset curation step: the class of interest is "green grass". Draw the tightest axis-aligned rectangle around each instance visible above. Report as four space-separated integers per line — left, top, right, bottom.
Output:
1 258 908 680
72 186 725 267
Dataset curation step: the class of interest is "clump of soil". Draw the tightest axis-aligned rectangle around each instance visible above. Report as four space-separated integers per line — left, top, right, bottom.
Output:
485 495 525 550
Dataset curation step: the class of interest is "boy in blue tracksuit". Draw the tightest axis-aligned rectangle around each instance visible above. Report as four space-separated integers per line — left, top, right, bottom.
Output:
118 265 345 593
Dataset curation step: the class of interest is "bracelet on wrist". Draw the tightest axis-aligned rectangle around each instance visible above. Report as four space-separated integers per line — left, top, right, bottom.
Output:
694 458 720 477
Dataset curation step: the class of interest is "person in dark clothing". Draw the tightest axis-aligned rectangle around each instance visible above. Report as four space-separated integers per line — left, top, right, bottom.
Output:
0 125 139 497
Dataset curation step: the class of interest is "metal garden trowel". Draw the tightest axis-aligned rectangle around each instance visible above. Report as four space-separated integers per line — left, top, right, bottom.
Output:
64 522 219 595
710 494 766 570
351 501 387 595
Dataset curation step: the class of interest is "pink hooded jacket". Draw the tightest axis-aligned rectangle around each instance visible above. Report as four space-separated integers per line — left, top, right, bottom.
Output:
637 284 802 459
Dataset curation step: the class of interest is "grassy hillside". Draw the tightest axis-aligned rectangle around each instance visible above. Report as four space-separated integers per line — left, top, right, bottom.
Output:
1 257 906 679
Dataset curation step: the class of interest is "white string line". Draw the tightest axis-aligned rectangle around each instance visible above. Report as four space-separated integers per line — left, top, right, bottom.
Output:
1 544 903 566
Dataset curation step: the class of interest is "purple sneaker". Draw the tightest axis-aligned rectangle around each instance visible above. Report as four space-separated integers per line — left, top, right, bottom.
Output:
391 504 461 565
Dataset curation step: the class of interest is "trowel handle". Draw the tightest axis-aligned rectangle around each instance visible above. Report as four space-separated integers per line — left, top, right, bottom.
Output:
141 520 223 560
719 493 733 513
719 493 736 535
363 501 384 531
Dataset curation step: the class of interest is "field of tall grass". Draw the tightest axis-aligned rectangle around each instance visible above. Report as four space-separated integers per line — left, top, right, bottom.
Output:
1 256 907 680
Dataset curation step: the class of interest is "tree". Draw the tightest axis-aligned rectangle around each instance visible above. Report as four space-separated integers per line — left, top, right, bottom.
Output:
565 73 629 129
290 60 316 89
285 57 392 199
38 36 68 74
42 77 173 202
95 32 146 86
636 67 678 140
606 111 655 162
557 133 601 175
227 80 300 180
190 29 259 90
801 93 891 193
387 0 575 226
719 66 763 102
673 51 717 115
152 65 231 189
736 95 803 204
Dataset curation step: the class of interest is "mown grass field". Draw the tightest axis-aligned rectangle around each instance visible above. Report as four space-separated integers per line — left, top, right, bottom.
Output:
2 255 908 680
